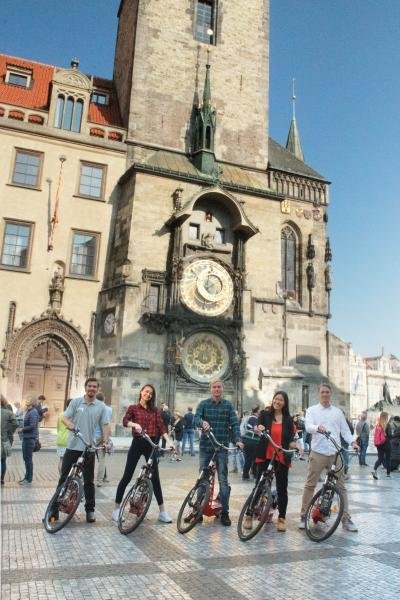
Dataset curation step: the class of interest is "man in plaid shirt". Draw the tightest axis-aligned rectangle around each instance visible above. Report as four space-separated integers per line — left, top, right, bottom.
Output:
195 380 242 526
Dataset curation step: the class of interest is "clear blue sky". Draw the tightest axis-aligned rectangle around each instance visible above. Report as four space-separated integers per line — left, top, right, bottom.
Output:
1 0 399 358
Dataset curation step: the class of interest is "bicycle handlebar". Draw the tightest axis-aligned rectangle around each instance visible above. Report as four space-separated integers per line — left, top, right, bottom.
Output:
70 428 111 452
140 431 174 453
204 429 237 451
260 430 297 455
318 430 344 452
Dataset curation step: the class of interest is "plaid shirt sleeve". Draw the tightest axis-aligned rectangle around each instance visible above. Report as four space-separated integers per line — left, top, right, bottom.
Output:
122 405 136 429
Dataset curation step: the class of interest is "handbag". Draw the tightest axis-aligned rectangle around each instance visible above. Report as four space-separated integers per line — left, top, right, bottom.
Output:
33 438 41 452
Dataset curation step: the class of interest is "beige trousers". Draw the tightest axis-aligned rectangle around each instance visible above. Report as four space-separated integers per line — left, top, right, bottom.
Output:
300 450 349 518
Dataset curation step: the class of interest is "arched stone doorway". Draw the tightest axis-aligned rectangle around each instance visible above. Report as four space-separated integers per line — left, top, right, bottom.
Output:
1 315 90 424
22 338 71 427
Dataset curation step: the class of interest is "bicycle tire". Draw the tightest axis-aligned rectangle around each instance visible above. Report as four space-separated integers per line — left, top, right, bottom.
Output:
305 482 344 542
43 476 83 533
118 478 153 535
237 482 272 541
177 480 210 534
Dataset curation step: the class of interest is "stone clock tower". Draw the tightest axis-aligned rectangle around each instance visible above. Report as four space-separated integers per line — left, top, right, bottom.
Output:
95 0 333 417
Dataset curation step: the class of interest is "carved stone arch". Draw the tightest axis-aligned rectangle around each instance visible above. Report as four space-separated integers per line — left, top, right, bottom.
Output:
2 315 89 402
52 69 92 91
167 185 259 240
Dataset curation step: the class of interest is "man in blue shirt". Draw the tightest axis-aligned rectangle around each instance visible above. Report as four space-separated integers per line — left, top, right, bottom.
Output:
195 380 242 526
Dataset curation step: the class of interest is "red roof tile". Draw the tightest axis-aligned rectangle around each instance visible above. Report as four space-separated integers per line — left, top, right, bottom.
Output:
0 54 123 128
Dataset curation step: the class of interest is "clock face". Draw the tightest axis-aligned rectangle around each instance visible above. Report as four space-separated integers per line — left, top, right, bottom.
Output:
181 332 230 383
103 312 115 335
180 259 233 316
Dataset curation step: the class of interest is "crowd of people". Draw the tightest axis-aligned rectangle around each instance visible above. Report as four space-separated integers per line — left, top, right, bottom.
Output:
1 380 399 533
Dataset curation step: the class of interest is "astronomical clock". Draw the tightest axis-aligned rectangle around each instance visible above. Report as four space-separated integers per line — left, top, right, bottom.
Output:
180 258 233 317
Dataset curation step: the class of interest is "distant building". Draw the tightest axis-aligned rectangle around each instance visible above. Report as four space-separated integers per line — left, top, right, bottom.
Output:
1 1 350 430
349 350 400 417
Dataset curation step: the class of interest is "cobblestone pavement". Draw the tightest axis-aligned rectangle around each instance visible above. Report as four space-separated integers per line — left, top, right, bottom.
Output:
1 449 399 600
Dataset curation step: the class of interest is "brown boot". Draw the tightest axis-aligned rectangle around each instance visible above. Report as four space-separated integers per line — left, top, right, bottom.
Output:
277 517 286 532
243 515 253 530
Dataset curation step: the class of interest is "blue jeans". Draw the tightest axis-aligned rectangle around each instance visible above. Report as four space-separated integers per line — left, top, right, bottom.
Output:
230 443 244 470
199 447 229 513
182 429 195 455
359 439 369 465
22 438 35 482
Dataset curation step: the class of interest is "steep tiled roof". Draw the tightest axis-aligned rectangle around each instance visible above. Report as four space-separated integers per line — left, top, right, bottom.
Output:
269 137 327 182
0 55 53 110
0 54 122 127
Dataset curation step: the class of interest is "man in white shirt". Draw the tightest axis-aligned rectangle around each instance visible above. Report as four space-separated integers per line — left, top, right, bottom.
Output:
299 383 359 532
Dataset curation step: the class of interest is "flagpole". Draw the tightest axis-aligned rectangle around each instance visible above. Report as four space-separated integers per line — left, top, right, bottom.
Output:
48 155 66 251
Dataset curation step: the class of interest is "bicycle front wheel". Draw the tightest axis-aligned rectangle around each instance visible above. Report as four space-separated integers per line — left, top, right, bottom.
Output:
305 482 344 542
177 480 210 534
118 479 153 534
237 483 272 541
43 475 83 533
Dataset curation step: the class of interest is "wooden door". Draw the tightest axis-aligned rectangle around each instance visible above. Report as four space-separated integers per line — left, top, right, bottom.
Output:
23 339 70 428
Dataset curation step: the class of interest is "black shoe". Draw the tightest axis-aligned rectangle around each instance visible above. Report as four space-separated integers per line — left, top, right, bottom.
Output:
220 512 231 526
86 512 96 523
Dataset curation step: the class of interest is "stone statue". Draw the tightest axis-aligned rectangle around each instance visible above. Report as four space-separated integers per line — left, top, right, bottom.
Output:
325 265 332 291
201 232 215 248
49 267 64 312
306 263 315 290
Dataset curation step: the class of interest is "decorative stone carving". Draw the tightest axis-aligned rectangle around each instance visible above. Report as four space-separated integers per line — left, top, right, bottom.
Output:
48 267 64 313
1 316 89 387
200 232 215 248
325 265 332 291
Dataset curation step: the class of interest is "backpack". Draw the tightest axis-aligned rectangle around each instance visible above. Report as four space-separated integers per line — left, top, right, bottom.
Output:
374 425 387 447
183 411 194 429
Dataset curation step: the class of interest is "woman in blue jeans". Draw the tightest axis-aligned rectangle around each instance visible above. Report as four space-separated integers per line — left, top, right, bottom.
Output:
17 398 39 485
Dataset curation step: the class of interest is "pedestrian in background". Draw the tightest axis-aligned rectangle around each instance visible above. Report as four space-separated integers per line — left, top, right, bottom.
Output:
241 406 260 480
1 395 17 485
56 399 71 474
356 411 370 466
182 407 196 456
171 411 183 461
372 411 391 479
17 398 39 485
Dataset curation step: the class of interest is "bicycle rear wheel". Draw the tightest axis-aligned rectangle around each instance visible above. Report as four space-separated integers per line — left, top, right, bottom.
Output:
305 482 344 542
177 480 210 534
237 483 272 541
118 479 153 534
43 475 83 533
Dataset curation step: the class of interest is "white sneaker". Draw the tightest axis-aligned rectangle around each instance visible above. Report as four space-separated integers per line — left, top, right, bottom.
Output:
112 508 120 524
342 517 358 532
298 518 306 529
158 511 172 523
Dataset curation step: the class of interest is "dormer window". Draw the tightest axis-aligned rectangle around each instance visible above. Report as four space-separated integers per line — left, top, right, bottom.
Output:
91 92 108 106
6 66 32 88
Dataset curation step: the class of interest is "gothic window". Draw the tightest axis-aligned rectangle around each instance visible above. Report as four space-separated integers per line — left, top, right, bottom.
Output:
281 226 298 298
1 220 33 270
195 1 216 45
69 230 99 278
78 162 106 199
55 94 83 132
12 149 43 188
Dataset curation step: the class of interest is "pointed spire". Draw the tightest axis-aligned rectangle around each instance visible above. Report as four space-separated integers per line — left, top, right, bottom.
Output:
203 49 211 106
191 53 216 175
286 78 304 162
